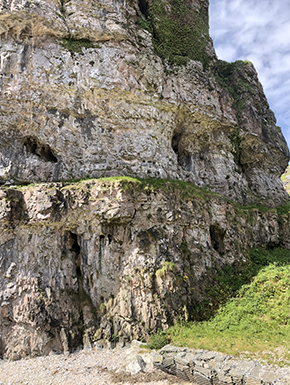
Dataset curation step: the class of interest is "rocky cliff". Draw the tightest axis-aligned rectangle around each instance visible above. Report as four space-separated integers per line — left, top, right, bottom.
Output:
1 178 290 360
0 0 288 205
0 0 290 361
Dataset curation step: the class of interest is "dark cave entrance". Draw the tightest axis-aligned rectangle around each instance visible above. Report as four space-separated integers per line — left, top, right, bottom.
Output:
24 137 57 163
210 224 226 254
138 0 149 18
171 132 192 171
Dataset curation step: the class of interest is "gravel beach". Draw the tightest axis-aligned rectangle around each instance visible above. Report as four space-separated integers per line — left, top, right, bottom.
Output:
0 348 190 385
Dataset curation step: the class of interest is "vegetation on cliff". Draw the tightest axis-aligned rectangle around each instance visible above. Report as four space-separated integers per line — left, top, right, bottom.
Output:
281 165 290 195
137 0 211 68
148 247 290 365
60 38 97 54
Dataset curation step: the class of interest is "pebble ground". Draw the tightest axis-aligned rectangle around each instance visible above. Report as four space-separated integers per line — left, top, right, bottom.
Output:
0 348 191 385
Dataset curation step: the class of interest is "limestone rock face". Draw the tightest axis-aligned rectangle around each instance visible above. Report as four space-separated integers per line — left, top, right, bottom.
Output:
0 0 288 205
0 178 289 359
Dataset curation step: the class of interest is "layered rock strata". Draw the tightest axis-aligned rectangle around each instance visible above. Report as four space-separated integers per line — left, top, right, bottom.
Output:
1 178 290 360
0 0 288 205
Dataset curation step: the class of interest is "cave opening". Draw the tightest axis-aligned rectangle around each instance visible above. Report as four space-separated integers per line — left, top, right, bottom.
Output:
24 137 58 163
64 231 81 275
210 224 226 254
171 132 192 171
138 0 149 18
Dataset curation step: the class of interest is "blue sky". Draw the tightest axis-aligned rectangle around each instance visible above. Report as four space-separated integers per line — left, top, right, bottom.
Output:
209 0 290 149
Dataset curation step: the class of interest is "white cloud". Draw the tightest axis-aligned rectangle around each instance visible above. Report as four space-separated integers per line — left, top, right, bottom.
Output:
209 0 290 149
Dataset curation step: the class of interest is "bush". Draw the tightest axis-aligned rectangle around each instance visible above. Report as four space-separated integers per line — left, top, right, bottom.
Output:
146 331 170 350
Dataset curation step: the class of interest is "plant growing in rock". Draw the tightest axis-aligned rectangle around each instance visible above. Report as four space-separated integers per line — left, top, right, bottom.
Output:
156 261 177 278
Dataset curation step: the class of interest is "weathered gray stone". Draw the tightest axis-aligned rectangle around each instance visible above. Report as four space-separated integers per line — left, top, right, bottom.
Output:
175 356 190 366
93 342 103 350
243 378 262 385
194 371 212 385
162 357 175 368
126 354 146 375
176 368 190 381
228 361 255 378
1 179 290 359
0 0 288 208
0 0 289 366
247 363 264 379
261 371 284 383
153 354 164 365
183 366 196 382
154 346 290 385
216 372 234 384
198 351 218 362
195 366 212 379
160 345 188 354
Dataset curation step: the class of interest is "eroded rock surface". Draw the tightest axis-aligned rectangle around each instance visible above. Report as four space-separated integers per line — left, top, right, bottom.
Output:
0 0 288 205
1 178 290 360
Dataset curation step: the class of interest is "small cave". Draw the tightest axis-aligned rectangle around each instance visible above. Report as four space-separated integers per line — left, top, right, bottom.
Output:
138 0 149 18
6 189 28 222
171 132 192 172
64 231 81 276
210 224 226 254
24 137 58 163
64 231 97 352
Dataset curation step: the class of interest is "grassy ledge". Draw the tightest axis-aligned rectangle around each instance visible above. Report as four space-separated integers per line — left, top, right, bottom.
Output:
60 37 97 54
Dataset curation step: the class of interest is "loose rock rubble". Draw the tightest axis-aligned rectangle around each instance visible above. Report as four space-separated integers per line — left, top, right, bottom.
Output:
154 346 290 385
0 343 186 385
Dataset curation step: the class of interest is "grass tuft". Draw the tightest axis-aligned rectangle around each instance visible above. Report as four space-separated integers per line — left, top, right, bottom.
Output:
61 38 96 54
156 261 177 278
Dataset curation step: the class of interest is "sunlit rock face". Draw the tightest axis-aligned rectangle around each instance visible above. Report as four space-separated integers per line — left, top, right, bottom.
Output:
0 0 290 360
0 0 288 205
0 179 287 360
0 0 289 204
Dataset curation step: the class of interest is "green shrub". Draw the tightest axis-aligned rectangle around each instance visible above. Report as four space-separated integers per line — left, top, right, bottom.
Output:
146 331 170 350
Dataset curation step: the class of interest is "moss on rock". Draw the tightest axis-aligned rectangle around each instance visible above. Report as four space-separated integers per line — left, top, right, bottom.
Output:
138 0 211 69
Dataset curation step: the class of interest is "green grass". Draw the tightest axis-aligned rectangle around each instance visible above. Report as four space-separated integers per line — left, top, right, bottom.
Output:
281 165 290 195
148 247 290 365
239 202 274 214
61 38 96 54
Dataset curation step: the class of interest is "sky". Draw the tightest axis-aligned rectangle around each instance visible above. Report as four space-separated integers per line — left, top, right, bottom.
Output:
209 0 290 149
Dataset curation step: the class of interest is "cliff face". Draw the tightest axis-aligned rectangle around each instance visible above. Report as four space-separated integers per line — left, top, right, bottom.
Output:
0 0 290 361
0 0 288 205
1 178 289 360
